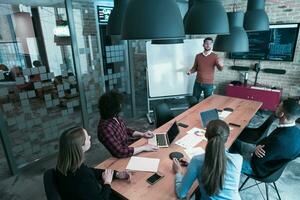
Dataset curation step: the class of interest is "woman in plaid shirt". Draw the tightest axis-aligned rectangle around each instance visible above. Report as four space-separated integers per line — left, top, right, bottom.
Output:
98 91 158 158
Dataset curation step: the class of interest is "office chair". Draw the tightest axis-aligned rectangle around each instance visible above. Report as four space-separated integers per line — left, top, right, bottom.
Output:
237 114 275 144
239 163 288 200
187 96 198 108
43 168 61 200
154 103 174 128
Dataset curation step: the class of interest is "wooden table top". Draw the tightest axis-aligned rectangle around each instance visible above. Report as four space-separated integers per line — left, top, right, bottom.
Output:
96 95 262 200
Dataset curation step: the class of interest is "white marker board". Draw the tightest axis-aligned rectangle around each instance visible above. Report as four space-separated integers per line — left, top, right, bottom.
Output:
146 39 204 98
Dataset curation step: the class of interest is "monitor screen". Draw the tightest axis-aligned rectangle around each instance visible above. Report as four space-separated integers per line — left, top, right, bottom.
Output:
230 24 299 61
97 6 113 24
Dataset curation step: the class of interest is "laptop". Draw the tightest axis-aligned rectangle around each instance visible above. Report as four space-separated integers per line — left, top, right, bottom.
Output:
148 121 180 148
200 109 219 128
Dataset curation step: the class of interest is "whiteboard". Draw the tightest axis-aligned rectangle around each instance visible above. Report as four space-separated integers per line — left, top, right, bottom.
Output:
146 39 204 98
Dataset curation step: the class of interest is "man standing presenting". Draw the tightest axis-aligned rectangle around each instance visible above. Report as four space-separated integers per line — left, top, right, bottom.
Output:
187 37 224 101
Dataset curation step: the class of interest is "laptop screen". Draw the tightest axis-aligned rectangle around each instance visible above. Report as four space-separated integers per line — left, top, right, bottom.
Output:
167 122 180 144
200 109 219 128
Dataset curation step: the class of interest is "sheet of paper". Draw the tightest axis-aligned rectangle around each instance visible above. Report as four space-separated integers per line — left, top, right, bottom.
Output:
126 156 160 172
184 147 205 160
186 127 206 136
218 110 232 120
175 132 206 149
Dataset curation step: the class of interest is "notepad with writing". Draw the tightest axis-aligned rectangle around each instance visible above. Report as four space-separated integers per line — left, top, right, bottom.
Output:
126 156 160 172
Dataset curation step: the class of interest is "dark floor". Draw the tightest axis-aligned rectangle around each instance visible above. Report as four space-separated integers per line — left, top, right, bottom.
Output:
0 107 300 200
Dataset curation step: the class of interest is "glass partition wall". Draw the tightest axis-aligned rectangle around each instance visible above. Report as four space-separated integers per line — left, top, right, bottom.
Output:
0 0 134 177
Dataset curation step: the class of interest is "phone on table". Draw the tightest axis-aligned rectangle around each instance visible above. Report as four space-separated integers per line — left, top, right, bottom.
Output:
229 122 241 127
146 173 164 185
178 122 189 128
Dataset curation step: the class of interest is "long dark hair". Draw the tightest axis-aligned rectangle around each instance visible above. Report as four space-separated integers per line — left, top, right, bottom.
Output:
57 127 86 176
201 120 230 196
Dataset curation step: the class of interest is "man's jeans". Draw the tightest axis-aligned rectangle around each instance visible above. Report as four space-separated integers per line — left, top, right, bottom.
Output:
192 82 214 101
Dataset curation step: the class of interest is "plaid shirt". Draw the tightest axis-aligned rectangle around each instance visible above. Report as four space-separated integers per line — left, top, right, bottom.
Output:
97 117 135 158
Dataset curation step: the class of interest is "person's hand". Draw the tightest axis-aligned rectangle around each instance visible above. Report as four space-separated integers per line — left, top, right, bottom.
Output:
179 158 189 166
142 144 159 152
216 57 224 66
116 170 132 182
172 158 182 174
255 145 266 158
143 131 154 138
102 169 114 185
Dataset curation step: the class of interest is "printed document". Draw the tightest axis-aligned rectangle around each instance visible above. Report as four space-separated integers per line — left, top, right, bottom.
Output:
126 156 160 172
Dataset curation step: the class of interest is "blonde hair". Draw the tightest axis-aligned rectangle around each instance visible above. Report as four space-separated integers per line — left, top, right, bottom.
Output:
56 127 86 176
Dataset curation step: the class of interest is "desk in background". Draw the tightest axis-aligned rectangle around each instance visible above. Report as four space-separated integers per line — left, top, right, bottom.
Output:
96 95 262 200
226 84 281 111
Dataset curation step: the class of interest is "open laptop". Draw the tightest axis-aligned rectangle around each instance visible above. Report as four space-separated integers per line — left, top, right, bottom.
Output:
148 121 180 148
200 109 219 128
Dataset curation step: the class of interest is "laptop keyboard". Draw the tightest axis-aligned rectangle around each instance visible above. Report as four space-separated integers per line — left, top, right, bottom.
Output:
156 134 167 146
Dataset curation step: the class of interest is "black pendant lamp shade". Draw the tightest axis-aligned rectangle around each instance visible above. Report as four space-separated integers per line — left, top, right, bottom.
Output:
121 0 185 40
213 12 249 52
151 39 184 45
244 0 269 31
185 0 229 35
183 0 194 28
107 0 128 35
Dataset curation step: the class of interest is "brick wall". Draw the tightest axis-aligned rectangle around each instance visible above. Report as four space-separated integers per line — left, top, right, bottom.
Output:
216 0 300 97
132 0 300 98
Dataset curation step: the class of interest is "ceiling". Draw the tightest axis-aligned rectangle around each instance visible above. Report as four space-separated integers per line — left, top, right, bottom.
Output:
0 0 64 7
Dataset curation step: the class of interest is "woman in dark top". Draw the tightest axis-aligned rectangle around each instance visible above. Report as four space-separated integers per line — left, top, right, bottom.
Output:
55 127 130 200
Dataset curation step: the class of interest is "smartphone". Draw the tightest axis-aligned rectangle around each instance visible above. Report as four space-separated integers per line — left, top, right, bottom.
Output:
146 173 164 185
229 122 241 127
178 122 189 128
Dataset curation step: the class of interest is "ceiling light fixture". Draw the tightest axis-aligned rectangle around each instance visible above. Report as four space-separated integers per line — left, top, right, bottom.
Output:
244 0 269 31
107 0 128 36
121 0 185 40
214 11 249 52
185 0 229 35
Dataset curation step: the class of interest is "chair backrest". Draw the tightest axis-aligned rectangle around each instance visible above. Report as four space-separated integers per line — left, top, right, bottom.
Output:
43 169 61 200
257 162 288 183
154 103 174 128
238 113 275 144
188 96 198 108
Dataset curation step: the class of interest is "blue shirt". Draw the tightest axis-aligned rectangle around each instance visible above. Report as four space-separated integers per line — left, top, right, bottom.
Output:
175 151 243 200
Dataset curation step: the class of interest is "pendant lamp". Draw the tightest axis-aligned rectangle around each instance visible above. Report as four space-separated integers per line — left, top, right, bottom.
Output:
151 39 184 45
213 12 249 52
244 0 269 31
185 0 229 35
107 0 128 35
183 0 194 28
121 0 185 40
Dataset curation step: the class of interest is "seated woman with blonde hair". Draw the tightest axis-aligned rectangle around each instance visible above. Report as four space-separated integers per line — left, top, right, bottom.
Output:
55 127 130 200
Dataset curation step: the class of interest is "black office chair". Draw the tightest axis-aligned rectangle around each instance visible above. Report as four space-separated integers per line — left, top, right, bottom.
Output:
43 168 61 200
187 96 198 108
154 103 174 128
237 113 275 144
239 163 288 200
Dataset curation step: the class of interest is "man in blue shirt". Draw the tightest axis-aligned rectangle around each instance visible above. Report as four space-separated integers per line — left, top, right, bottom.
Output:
234 99 300 177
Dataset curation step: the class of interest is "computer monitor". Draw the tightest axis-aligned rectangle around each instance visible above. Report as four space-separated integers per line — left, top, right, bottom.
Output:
200 109 219 128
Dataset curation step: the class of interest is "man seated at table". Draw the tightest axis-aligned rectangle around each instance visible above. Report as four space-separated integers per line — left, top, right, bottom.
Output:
97 91 158 158
231 99 300 177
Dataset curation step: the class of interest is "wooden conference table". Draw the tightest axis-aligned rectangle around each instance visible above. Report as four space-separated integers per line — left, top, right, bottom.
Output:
96 95 262 200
